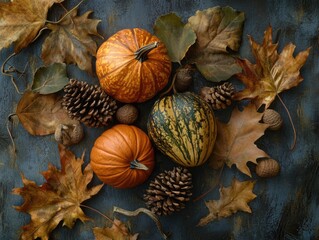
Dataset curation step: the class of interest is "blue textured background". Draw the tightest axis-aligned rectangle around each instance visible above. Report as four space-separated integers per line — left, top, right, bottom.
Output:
1 0 319 239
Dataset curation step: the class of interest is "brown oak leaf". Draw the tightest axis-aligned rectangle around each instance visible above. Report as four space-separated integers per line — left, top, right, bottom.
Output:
12 144 103 240
41 9 101 74
0 0 63 53
16 91 77 136
209 104 269 177
93 218 139 240
198 178 256 226
234 26 311 109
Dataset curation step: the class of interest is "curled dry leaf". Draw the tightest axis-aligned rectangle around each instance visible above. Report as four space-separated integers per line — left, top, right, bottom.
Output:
187 6 245 82
41 10 102 74
93 218 139 240
209 104 269 177
31 63 69 94
0 0 63 53
16 91 78 136
153 12 197 64
12 145 104 240
198 178 256 226
234 26 311 109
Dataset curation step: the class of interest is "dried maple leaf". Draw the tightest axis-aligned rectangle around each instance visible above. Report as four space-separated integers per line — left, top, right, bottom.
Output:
93 218 139 240
0 0 63 53
13 144 103 240
16 91 77 136
198 178 256 226
41 9 101 74
209 104 269 177
187 6 245 82
154 12 197 64
234 26 311 109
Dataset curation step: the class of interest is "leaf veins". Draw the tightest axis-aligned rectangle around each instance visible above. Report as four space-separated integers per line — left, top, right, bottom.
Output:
208 104 269 177
234 26 311 109
0 0 63 53
198 178 256 226
41 9 102 74
13 145 103 240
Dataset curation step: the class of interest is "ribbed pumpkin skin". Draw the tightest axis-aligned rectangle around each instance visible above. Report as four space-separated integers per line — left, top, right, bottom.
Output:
90 124 155 188
96 28 171 103
147 92 217 167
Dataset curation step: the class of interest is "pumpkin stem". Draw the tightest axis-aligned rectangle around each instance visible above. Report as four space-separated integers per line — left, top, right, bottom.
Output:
130 159 149 170
134 42 158 62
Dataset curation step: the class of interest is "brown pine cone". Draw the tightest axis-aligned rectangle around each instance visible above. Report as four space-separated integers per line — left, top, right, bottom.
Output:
62 79 117 128
144 167 193 216
200 82 235 110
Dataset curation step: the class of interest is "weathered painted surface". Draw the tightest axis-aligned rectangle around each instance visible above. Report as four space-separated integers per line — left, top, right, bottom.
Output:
0 0 318 239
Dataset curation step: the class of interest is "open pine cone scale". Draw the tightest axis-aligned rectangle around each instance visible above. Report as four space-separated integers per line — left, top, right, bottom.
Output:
62 79 117 128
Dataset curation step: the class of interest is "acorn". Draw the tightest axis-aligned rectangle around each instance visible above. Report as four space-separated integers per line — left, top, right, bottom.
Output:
116 104 139 124
256 158 280 178
174 64 194 92
54 122 84 146
262 109 283 130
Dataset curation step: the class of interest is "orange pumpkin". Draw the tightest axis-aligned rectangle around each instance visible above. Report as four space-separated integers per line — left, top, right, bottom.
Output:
96 28 172 103
90 124 155 188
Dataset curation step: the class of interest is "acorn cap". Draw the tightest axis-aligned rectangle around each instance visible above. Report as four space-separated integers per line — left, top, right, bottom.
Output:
262 109 283 130
256 158 280 178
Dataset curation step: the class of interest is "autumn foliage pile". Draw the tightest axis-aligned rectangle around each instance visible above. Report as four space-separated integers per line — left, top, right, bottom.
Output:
0 1 310 239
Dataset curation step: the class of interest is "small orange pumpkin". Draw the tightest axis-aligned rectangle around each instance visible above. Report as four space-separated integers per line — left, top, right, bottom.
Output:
96 28 171 103
90 124 155 188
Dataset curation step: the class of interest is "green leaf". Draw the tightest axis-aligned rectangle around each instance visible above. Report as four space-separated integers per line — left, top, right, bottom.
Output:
187 6 245 82
154 12 196 64
32 63 69 94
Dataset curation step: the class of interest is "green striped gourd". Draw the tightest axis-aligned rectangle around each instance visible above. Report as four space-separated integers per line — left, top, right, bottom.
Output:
147 92 217 167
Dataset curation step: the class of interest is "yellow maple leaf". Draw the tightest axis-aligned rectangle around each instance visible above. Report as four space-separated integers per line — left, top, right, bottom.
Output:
234 26 310 109
12 145 103 240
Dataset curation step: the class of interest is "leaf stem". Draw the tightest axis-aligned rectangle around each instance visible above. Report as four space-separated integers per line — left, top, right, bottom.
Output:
80 204 129 236
45 0 86 24
1 53 24 94
7 113 17 156
193 164 224 202
80 204 114 224
277 94 296 150
113 206 169 240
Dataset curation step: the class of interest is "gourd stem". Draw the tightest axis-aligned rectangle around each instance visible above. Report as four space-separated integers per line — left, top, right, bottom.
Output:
159 72 177 98
130 159 149 171
134 42 158 62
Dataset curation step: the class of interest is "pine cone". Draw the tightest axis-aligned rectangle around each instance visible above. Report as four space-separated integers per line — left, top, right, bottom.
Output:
144 167 193 216
200 82 235 110
62 79 117 127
